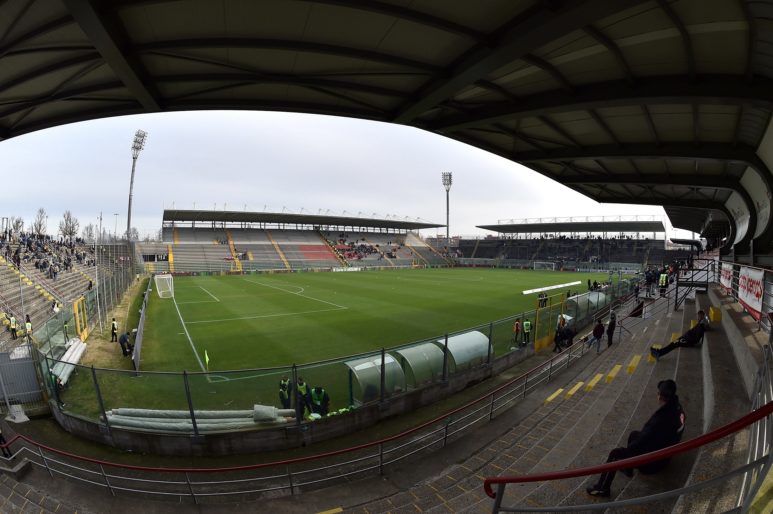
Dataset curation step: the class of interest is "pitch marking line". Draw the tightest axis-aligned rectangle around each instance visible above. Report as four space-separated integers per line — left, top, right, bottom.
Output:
171 296 208 373
185 307 344 325
242 278 347 309
199 286 220 302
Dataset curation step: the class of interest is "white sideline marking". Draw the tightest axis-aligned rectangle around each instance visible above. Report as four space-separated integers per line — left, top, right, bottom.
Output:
199 286 220 302
172 296 207 372
185 307 344 325
242 278 347 309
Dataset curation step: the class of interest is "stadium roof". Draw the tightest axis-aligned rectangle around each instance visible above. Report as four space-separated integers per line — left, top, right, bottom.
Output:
162 210 441 230
477 220 665 235
3 1 773 253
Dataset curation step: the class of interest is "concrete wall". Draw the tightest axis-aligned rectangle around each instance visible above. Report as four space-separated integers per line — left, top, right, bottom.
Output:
708 288 766 399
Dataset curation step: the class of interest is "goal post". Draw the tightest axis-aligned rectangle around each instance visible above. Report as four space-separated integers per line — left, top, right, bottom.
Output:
154 273 174 298
533 261 556 271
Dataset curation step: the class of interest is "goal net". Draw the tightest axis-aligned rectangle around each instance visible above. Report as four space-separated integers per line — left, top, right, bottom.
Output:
154 274 174 298
533 261 556 271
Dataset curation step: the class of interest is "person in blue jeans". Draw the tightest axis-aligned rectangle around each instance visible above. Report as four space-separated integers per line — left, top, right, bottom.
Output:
586 319 605 354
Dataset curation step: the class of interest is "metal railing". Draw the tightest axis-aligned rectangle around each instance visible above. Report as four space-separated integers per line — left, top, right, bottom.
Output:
483 400 773 513
0 295 643 503
481 269 773 514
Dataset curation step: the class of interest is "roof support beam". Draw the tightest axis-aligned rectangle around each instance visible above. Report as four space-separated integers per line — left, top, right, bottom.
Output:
62 0 160 111
430 75 773 132
739 0 757 81
610 198 737 250
0 15 71 56
537 115 581 147
521 54 575 93
514 142 768 172
392 0 645 124
655 0 696 81
559 174 741 191
137 38 440 73
582 25 635 85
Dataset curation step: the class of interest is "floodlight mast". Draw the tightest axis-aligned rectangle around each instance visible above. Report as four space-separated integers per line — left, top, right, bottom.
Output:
442 172 452 249
126 129 147 243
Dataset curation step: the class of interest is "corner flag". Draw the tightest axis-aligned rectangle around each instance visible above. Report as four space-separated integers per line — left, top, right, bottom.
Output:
205 350 210 371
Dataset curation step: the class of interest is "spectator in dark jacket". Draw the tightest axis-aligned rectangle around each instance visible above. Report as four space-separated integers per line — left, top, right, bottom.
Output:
586 379 685 497
606 311 617 347
586 319 605 354
650 311 707 360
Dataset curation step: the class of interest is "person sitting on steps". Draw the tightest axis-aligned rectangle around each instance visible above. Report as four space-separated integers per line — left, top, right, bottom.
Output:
586 379 685 497
650 311 708 360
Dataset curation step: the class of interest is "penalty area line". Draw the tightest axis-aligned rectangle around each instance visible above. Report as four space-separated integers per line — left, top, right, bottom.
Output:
199 286 220 302
242 278 347 309
171 296 208 373
185 307 345 325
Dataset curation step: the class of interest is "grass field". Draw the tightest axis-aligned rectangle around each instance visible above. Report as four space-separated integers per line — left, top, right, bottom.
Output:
61 268 616 419
142 268 613 371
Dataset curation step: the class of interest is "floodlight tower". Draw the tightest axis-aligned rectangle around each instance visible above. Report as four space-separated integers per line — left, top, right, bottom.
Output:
441 172 452 249
126 129 147 242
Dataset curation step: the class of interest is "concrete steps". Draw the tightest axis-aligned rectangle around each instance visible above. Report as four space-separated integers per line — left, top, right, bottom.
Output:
668 291 752 514
350 298 675 513
512 302 679 511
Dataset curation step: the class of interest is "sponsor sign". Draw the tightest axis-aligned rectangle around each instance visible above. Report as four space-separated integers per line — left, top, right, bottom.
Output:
738 266 765 320
720 263 733 293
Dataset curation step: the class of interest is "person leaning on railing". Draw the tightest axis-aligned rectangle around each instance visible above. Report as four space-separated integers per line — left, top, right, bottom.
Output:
586 379 685 497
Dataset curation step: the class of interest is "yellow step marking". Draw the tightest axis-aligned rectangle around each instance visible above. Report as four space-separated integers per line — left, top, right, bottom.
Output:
648 345 662 364
690 319 697 328
586 373 604 391
709 306 722 322
671 332 680 342
545 388 564 404
565 382 584 399
627 355 641 374
316 508 343 514
606 364 622 383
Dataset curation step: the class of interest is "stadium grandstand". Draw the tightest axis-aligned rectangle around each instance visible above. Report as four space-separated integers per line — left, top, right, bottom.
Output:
1 1 773 513
453 215 686 272
138 209 450 272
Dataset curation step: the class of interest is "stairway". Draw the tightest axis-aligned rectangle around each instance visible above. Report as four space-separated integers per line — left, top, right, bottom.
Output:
318 231 348 267
225 230 242 272
167 244 175 272
530 239 545 261
353 296 708 513
265 230 291 270
471 238 481 258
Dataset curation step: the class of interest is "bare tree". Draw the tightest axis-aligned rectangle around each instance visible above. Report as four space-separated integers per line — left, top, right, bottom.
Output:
129 227 140 241
32 208 47 237
59 211 80 241
10 217 24 234
81 223 95 242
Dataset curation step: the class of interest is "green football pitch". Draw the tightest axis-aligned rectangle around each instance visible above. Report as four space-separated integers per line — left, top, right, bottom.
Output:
140 268 614 373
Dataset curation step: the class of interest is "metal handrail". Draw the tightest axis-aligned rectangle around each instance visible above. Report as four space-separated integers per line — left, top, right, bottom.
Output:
483 400 773 497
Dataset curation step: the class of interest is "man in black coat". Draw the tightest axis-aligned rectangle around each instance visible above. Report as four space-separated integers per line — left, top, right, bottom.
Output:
651 311 708 360
586 379 686 497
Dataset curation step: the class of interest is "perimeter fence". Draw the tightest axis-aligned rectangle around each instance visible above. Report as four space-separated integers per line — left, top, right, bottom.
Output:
44 277 636 433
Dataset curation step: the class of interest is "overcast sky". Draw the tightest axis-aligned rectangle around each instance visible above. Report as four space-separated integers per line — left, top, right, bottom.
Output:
0 110 685 240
